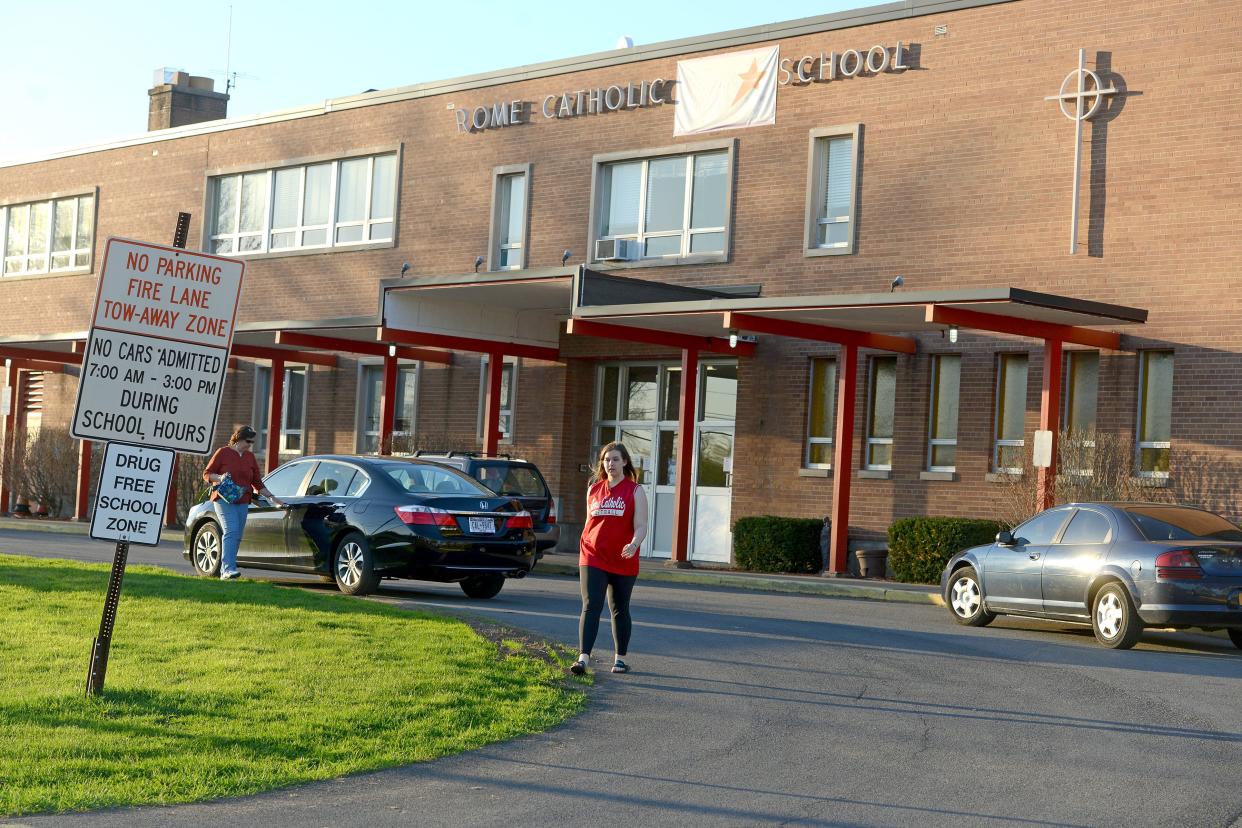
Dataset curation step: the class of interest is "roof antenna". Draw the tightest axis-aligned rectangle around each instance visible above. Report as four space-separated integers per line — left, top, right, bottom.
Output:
224 5 235 94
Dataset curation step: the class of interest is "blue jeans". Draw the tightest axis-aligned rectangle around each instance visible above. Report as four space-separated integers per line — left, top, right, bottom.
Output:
212 500 249 577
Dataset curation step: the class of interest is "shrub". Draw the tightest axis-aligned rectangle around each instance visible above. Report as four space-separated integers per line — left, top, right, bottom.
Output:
733 515 824 574
15 427 79 517
887 517 1005 584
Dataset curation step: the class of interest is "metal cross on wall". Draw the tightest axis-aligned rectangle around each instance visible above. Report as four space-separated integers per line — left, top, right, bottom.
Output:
1045 49 1117 255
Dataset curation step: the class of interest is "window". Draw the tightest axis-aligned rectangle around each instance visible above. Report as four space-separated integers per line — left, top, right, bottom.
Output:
489 165 529 270
592 141 732 263
805 357 837 468
927 354 960 471
1011 507 1072 545
993 354 1028 473
1058 509 1112 545
1 193 95 276
865 356 896 470
477 356 516 441
804 125 860 255
356 362 418 453
262 460 314 498
1062 350 1099 472
208 152 397 256
254 365 308 455
305 461 361 498
1136 350 1173 476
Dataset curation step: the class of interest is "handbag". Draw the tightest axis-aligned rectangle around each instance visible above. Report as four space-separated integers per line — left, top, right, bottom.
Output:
213 473 245 504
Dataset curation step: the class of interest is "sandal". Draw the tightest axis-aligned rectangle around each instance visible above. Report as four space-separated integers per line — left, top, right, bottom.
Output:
611 659 629 674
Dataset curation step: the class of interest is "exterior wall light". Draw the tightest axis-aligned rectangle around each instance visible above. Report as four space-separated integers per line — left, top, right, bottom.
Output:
949 326 959 344
729 329 739 349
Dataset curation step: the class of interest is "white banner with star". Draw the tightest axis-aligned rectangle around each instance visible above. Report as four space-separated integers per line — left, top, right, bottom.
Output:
674 46 779 136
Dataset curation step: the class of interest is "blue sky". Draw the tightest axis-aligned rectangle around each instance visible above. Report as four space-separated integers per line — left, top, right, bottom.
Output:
0 0 868 164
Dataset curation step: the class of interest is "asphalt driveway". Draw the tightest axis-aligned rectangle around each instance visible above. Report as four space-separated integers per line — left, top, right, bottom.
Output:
2 530 1242 827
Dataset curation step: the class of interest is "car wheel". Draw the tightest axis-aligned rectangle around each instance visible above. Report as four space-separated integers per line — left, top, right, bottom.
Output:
1227 628 1242 650
460 574 505 600
947 566 996 627
192 522 222 577
1092 582 1143 649
333 532 379 596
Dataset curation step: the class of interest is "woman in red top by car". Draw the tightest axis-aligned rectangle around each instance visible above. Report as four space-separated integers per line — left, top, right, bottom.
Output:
202 425 285 580
571 441 648 675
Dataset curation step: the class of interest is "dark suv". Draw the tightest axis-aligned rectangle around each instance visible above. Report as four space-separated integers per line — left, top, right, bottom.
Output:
415 452 560 554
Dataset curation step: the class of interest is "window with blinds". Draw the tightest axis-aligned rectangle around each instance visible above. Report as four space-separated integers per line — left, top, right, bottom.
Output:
866 356 896 470
490 165 530 271
592 141 733 264
804 125 860 256
1 193 96 277
993 354 1028 473
805 357 837 468
1136 350 1173 476
927 354 960 471
209 152 397 256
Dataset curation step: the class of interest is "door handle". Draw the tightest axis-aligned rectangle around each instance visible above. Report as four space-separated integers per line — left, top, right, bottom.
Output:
1028 552 1041 561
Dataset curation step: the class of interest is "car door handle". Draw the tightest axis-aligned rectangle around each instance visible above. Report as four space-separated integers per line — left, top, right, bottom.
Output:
1028 552 1041 561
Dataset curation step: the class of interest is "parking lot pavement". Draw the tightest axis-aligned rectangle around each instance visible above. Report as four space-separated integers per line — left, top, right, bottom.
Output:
4 539 1242 828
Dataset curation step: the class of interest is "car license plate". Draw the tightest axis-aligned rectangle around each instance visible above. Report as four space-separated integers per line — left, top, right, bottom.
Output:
468 516 495 534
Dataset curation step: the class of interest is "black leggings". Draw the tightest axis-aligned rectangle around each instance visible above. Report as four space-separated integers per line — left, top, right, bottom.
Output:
578 565 637 657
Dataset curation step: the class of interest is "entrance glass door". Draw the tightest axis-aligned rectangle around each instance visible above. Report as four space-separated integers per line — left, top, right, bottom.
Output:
690 363 736 563
593 361 735 561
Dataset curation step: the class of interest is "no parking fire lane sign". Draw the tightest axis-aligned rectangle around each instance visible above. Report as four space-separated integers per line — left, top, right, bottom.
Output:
70 237 244 454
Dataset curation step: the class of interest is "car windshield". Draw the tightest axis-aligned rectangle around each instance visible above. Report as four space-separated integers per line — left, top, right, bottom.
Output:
381 463 491 497
1125 506 1242 542
473 464 547 497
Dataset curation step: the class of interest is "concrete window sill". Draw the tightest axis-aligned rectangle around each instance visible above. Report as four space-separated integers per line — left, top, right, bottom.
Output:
858 469 891 480
920 471 957 482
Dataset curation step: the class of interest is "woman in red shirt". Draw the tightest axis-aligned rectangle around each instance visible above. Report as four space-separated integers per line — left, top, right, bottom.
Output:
571 441 648 675
202 425 285 579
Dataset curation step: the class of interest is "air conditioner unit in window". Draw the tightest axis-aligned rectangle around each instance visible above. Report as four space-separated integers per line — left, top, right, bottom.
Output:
594 238 639 262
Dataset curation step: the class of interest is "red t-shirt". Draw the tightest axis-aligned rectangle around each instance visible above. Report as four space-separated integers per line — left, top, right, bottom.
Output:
579 477 640 576
203 447 263 504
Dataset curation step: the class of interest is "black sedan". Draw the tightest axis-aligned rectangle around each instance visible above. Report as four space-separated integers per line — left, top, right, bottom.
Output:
941 502 1242 649
183 455 537 598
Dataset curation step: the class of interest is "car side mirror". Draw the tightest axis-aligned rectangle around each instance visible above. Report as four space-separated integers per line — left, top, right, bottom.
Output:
996 530 1015 547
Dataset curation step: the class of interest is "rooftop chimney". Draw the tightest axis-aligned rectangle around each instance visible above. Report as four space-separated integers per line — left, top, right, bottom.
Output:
148 69 229 131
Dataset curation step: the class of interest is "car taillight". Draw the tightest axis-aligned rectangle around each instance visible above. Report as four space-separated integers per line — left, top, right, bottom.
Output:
546 504 556 524
395 505 457 527
1155 549 1204 579
506 510 533 530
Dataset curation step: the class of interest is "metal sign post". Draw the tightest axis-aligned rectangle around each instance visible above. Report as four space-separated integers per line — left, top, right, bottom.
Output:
83 214 244 696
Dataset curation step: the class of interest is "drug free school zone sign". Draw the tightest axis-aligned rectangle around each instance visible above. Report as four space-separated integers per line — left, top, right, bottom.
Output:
71 238 245 454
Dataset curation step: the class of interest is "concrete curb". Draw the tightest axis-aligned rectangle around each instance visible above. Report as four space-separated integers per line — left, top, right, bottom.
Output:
0 517 183 543
533 559 946 607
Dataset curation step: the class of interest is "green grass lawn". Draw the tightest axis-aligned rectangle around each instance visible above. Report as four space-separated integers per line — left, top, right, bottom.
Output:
0 555 585 817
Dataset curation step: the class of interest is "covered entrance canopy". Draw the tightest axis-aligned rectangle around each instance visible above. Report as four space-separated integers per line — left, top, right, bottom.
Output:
570 282 1148 572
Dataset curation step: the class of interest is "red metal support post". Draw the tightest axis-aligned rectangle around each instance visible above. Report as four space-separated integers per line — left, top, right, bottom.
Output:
671 347 699 564
1 363 19 515
266 358 285 474
1036 339 1063 513
164 456 179 528
829 344 858 575
379 352 398 455
481 352 504 457
75 439 92 521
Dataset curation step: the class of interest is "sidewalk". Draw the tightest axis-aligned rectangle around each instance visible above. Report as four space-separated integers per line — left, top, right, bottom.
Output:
0 515 945 607
535 549 944 606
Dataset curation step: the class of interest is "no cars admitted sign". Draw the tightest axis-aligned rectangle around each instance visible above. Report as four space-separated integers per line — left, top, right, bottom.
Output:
71 238 244 454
